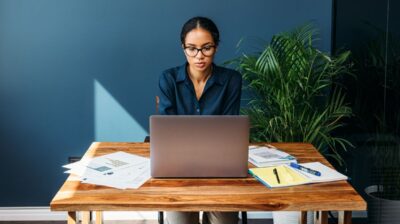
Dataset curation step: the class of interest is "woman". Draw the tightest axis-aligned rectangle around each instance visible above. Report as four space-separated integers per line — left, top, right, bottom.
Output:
158 17 242 224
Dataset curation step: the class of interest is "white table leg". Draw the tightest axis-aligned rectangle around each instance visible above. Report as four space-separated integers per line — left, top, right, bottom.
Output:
339 211 352 224
67 211 77 224
82 211 90 224
314 211 328 224
95 211 103 224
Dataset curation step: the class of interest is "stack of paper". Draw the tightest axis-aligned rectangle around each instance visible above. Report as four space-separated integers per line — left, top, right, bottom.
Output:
249 162 348 188
248 145 297 167
63 151 151 189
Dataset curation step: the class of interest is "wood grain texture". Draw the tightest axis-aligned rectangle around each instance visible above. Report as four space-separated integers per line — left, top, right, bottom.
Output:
51 142 366 212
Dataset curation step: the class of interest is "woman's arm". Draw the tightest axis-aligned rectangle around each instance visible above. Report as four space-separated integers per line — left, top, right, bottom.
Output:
158 72 177 115
222 71 242 115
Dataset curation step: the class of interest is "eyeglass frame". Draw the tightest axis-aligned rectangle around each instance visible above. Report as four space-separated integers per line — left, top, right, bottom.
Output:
182 45 217 57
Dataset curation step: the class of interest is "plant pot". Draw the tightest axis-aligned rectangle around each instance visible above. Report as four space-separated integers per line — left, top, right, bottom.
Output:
365 185 400 224
272 211 313 224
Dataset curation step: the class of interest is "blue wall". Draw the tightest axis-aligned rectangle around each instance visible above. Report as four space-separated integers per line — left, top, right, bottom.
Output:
0 0 332 206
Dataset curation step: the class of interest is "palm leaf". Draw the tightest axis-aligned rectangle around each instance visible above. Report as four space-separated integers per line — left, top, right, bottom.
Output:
235 24 353 165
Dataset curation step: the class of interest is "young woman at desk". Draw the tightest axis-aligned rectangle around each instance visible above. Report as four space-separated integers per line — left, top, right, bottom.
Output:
158 17 242 224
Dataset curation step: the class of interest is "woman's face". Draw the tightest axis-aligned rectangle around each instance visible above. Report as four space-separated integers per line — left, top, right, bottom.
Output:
183 28 217 73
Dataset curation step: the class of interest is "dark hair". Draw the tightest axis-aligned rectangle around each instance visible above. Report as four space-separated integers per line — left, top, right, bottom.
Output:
180 16 220 46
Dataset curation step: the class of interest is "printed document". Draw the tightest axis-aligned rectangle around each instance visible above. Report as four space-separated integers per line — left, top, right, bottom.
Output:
63 151 150 189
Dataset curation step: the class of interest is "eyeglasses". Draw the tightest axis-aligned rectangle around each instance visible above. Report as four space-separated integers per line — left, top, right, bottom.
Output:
183 45 216 57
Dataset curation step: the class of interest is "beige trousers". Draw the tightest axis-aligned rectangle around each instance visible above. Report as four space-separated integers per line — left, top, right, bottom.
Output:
166 211 238 224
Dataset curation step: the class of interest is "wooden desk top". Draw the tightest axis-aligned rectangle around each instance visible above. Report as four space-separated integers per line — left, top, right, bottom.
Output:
50 142 366 212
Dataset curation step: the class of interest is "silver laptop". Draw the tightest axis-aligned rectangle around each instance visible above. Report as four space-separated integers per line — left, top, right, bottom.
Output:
150 115 249 178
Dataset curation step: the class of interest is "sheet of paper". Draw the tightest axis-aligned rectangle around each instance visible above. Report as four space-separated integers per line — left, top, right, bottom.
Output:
82 160 151 189
296 162 347 183
63 151 151 189
63 158 92 170
249 146 294 162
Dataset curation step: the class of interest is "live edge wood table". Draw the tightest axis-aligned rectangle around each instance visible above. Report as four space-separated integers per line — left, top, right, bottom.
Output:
50 142 366 224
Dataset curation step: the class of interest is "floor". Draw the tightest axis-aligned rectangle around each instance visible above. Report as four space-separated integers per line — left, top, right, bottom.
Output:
0 219 369 224
0 222 268 224
0 220 272 224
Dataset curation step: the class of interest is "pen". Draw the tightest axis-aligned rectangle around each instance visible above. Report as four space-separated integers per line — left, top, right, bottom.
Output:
290 163 321 176
273 168 280 184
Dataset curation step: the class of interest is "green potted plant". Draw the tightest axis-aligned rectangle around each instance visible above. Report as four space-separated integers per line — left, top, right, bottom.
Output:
230 24 354 224
233 24 353 164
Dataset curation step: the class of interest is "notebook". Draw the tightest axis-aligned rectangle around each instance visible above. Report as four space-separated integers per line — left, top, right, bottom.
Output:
150 115 249 178
249 162 348 188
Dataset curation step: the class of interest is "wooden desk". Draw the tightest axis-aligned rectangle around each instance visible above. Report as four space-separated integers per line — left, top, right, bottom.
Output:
50 142 366 224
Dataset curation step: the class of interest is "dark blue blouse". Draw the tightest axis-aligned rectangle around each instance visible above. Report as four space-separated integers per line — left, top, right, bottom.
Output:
158 63 242 115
